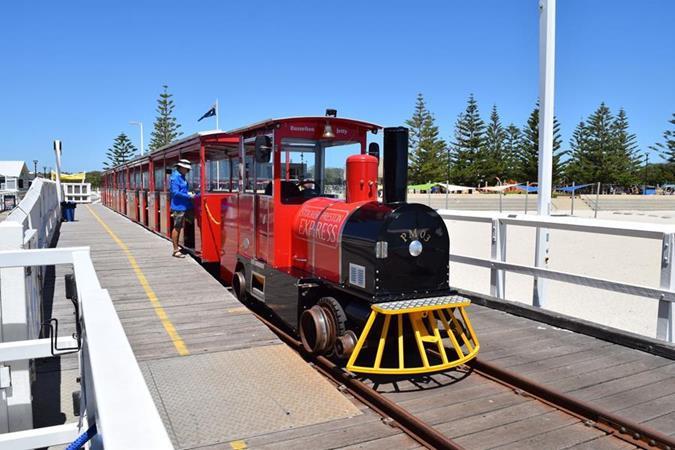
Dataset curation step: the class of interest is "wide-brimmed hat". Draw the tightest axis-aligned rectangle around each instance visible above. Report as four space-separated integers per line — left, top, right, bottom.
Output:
175 159 191 170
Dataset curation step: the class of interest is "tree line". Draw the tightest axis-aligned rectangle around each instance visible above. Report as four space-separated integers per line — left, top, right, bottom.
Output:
407 93 675 187
104 85 183 168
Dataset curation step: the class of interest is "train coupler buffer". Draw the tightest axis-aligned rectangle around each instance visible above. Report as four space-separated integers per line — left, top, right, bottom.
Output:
346 295 480 375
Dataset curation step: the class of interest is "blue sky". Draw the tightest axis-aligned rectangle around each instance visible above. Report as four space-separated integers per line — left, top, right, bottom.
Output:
0 0 673 172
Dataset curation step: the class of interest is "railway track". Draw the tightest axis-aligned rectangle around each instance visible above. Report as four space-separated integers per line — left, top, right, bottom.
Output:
249 304 675 450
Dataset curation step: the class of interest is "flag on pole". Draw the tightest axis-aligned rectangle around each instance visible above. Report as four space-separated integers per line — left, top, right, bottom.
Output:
198 103 217 122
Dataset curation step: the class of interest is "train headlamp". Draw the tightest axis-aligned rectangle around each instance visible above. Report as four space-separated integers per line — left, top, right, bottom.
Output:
409 240 423 257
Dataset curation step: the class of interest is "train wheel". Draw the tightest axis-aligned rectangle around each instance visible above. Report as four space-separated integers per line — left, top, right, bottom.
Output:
300 305 331 354
232 270 247 302
335 330 357 360
318 297 347 337
300 297 347 355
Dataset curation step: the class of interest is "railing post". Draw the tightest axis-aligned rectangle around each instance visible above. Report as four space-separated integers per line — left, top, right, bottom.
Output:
0 222 33 432
490 217 507 299
657 233 674 343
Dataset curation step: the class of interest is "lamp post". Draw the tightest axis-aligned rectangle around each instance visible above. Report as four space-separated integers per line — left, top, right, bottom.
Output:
129 121 144 155
53 140 63 203
533 0 556 308
33 160 38 178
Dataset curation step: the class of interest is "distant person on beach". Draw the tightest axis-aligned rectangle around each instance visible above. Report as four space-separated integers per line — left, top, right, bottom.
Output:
170 159 195 258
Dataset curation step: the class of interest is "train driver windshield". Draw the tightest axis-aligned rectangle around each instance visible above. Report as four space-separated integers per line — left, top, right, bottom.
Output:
280 138 360 203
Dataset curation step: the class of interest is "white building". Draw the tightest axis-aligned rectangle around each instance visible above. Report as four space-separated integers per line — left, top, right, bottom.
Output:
0 161 31 210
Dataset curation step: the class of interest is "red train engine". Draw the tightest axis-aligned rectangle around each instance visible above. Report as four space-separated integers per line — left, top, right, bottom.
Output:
222 114 479 375
102 113 479 375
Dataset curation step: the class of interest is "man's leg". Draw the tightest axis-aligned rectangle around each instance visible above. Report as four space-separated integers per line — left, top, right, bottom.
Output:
171 211 185 256
171 226 180 253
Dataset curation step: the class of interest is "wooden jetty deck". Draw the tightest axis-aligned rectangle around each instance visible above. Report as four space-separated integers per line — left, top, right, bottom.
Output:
35 204 417 449
34 203 675 449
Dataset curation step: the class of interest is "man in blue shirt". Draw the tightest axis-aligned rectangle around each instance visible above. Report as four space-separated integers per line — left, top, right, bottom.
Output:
170 159 195 258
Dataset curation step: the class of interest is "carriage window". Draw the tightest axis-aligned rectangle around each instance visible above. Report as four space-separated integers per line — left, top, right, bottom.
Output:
154 164 165 191
243 145 273 195
186 160 200 192
206 156 240 192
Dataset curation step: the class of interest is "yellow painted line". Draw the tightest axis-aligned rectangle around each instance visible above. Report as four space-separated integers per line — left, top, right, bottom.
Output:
86 205 189 356
227 307 248 314
230 440 247 449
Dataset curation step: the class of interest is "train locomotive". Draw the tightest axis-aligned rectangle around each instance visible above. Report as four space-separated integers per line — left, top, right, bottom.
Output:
101 112 479 375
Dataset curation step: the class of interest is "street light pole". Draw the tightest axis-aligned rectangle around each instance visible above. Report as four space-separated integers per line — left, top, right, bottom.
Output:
130 121 144 155
53 140 63 204
533 0 556 308
33 160 38 178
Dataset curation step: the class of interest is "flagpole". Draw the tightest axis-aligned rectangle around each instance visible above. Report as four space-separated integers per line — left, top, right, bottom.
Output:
216 98 219 130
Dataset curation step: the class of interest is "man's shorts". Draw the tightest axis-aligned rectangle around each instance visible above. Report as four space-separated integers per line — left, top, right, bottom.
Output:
171 210 193 230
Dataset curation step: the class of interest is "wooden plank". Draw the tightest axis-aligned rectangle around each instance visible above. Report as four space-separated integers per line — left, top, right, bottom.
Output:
558 362 675 398
613 392 675 423
496 422 607 450
251 419 402 450
242 411 399 449
506 345 644 379
571 435 637 449
414 391 528 426
592 378 675 413
452 410 578 448
336 433 422 450
642 411 675 436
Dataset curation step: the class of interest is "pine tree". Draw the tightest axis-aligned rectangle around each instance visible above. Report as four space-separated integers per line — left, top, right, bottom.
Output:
149 84 183 152
565 104 640 185
104 133 137 168
650 113 675 164
482 105 508 182
564 120 591 183
503 124 521 180
583 103 616 183
450 94 486 185
516 102 564 184
405 94 447 184
610 108 640 185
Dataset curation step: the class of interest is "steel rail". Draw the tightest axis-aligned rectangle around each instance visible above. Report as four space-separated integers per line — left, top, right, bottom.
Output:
255 303 674 450
251 310 464 450
468 358 675 450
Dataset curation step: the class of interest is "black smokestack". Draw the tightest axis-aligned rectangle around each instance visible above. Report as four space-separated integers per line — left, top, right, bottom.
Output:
383 127 408 204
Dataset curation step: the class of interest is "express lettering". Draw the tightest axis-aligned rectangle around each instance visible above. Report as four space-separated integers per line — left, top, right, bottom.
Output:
296 207 347 247
297 217 339 244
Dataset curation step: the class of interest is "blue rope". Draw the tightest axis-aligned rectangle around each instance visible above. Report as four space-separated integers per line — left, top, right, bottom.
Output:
65 424 97 450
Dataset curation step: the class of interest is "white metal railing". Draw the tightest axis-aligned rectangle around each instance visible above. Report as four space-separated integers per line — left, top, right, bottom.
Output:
0 179 61 436
439 210 675 343
0 246 172 449
0 178 171 448
5 178 60 248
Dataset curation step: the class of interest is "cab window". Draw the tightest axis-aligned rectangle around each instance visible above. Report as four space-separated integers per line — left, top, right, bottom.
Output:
279 138 360 203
